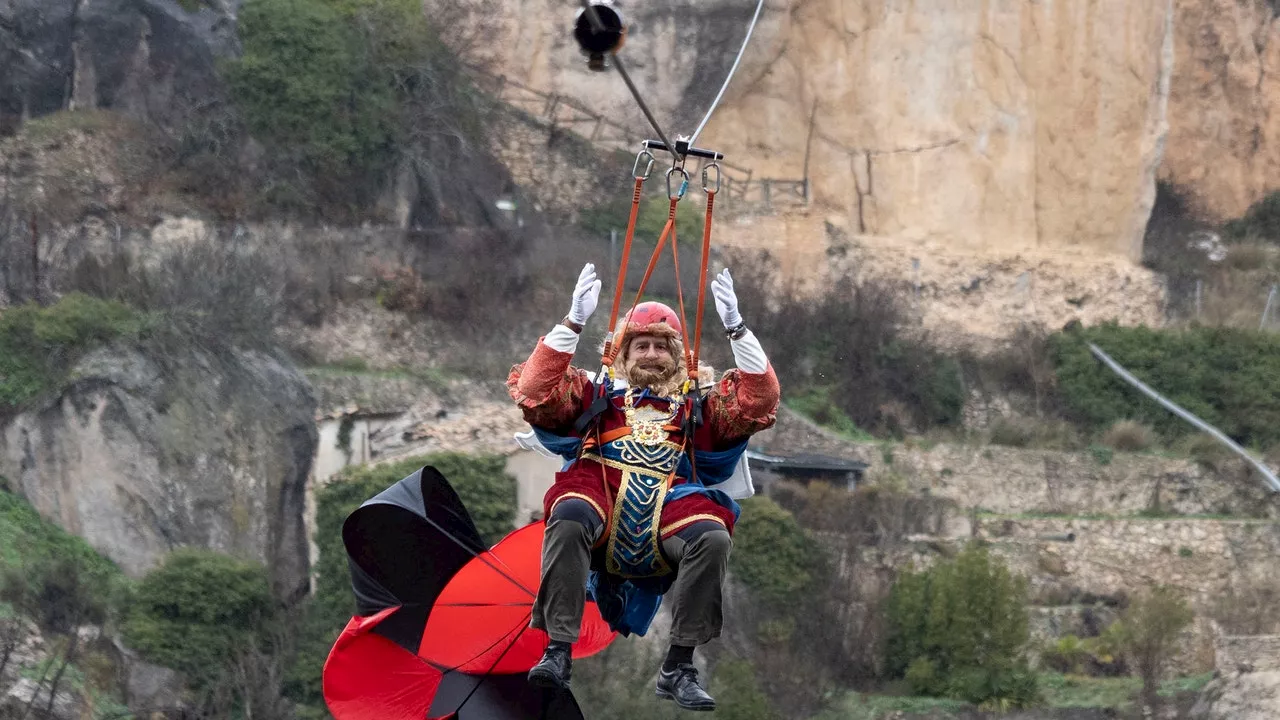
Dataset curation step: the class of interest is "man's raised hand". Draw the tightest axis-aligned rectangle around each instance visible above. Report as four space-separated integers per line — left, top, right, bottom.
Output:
711 268 742 329
568 263 603 326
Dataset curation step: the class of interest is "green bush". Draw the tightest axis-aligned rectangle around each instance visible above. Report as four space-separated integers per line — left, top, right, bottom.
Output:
579 186 707 247
1050 322 1280 449
226 0 481 214
1109 585 1195 709
731 497 824 609
0 490 122 632
0 293 146 410
885 542 1038 708
711 658 783 720
1223 190 1280 242
122 548 275 690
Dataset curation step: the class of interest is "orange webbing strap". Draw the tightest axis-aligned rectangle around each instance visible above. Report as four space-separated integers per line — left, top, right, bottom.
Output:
691 189 716 370
666 200 695 379
602 176 646 366
606 205 678 366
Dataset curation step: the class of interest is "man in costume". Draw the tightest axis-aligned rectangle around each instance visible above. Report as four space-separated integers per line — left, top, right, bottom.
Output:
507 262 780 711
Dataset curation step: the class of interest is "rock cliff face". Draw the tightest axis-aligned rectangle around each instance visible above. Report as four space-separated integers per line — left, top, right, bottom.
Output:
451 0 1178 262
1161 0 1280 222
457 0 1280 257
0 343 316 600
0 0 239 133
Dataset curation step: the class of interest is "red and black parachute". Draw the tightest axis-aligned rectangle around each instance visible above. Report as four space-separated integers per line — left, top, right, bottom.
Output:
321 466 617 719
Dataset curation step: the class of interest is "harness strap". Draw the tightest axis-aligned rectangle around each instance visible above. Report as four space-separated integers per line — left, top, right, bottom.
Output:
606 210 678 367
602 175 646 365
692 187 716 371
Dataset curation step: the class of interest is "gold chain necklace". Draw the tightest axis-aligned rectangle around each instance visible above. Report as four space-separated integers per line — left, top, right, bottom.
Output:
622 387 680 446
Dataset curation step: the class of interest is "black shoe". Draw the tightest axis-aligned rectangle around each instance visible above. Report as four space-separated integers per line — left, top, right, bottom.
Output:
655 663 716 711
528 643 572 690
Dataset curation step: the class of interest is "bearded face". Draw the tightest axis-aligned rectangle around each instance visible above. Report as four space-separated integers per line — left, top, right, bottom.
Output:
622 334 678 389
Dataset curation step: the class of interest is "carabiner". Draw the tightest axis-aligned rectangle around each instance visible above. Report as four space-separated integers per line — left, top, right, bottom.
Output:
632 149 655 180
666 166 690 200
702 162 721 194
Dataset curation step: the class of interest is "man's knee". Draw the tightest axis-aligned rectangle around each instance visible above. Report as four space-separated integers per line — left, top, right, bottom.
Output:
548 498 604 542
691 528 732 560
671 521 731 563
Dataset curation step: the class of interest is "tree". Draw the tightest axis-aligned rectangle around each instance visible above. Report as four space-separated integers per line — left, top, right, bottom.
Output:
1109 585 1195 711
884 542 1039 709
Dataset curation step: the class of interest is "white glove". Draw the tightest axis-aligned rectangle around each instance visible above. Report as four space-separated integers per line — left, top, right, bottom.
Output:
567 263 602 325
711 268 742 329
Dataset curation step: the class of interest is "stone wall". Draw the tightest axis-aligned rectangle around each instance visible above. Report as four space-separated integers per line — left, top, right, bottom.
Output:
975 517 1280 611
1213 633 1280 674
752 407 1278 519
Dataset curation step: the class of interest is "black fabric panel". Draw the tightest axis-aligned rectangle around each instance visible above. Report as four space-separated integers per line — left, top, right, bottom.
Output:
429 672 586 720
341 467 485 606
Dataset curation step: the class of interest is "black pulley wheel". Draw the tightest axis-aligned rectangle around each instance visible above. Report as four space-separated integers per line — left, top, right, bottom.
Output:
574 3 626 70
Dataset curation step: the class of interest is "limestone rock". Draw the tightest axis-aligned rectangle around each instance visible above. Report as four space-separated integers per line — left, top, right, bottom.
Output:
0 0 240 134
1162 0 1280 222
0 344 317 600
452 0 1177 262
1191 671 1280 720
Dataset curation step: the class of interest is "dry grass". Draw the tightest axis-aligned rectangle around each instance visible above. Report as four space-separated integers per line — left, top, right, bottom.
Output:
986 415 1085 451
1102 420 1158 453
1224 242 1274 271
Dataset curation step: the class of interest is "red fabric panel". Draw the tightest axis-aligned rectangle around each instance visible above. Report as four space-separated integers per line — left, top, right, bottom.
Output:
323 607 444 720
418 522 616 674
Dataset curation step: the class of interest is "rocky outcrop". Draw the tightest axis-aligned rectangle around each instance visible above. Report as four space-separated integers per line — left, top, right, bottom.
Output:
1190 671 1280 720
1162 0 1280 222
0 0 239 134
0 343 317 600
1190 631 1280 720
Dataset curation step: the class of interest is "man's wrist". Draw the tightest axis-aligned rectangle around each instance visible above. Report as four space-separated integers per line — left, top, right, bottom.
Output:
562 315 584 334
725 322 748 341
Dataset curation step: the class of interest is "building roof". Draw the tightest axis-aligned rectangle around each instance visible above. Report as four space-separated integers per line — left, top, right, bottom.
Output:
746 450 869 473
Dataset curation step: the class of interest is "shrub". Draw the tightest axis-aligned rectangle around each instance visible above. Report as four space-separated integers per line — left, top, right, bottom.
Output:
1223 190 1280 243
1049 322 1280 450
885 542 1038 708
728 257 964 436
0 293 146 411
0 490 121 635
731 497 825 609
1108 585 1194 710
66 239 289 352
1101 420 1157 452
225 0 484 217
579 184 706 247
122 548 276 690
1224 242 1272 271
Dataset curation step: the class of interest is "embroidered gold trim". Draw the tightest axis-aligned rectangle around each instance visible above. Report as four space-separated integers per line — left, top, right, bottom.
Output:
581 444 683 476
660 514 727 537
550 493 606 524
604 467 672 578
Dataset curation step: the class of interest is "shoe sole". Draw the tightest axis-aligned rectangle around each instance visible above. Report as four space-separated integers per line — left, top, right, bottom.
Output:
528 667 570 691
655 688 715 711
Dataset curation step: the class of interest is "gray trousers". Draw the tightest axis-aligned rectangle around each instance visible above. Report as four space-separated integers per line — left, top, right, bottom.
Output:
530 499 732 647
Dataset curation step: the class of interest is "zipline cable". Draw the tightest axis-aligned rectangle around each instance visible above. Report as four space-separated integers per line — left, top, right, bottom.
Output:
686 0 766 147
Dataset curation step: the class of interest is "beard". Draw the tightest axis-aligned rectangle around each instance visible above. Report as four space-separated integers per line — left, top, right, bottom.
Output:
624 353 678 390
